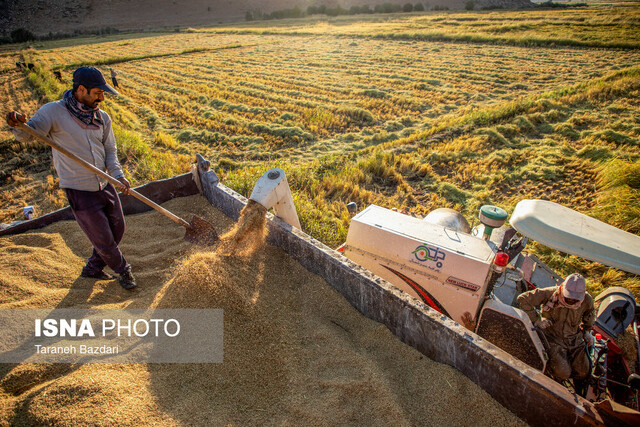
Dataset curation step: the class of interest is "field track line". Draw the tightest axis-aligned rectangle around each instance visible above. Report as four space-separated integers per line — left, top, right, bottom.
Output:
52 42 272 71
203 29 640 50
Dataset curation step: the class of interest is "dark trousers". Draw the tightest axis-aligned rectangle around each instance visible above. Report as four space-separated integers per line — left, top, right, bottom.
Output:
65 184 129 275
111 77 119 88
548 342 590 380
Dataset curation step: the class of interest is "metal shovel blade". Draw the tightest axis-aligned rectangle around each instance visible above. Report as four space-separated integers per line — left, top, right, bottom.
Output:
184 216 219 246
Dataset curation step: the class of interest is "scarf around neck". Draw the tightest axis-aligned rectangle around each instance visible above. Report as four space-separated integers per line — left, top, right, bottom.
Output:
63 89 103 129
542 285 583 312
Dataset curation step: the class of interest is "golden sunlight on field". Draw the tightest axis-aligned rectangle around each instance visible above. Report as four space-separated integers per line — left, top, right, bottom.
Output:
1 4 639 296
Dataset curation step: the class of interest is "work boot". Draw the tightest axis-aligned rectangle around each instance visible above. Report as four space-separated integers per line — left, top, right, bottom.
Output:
81 270 115 280
119 270 138 290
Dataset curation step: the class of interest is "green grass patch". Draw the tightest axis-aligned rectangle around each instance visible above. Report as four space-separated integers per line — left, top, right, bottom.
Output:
592 159 640 234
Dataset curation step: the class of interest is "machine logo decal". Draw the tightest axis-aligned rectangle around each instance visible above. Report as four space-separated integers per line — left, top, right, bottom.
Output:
382 265 451 317
412 244 446 269
446 277 480 293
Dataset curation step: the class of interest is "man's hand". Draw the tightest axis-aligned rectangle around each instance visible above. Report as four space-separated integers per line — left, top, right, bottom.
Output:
116 177 131 195
584 330 595 347
461 311 477 331
6 111 27 127
535 318 553 329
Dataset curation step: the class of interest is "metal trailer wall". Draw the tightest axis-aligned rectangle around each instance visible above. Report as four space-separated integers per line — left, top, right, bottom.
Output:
0 173 199 237
195 159 604 427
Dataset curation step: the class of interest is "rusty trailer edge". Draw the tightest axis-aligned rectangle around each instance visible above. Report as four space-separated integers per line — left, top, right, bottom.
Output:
0 172 199 237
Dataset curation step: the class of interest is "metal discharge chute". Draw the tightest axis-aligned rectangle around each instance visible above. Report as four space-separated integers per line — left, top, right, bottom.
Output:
249 168 301 229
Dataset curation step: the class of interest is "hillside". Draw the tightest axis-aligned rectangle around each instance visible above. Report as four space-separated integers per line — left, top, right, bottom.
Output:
2 0 534 35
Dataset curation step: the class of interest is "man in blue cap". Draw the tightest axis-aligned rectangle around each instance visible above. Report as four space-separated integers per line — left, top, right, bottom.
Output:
6 66 138 290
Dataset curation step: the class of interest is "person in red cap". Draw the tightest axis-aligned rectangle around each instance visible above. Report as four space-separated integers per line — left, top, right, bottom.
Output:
517 273 595 384
5 66 137 290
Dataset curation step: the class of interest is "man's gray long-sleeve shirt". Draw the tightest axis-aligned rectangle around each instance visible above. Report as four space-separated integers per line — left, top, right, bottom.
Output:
11 100 124 191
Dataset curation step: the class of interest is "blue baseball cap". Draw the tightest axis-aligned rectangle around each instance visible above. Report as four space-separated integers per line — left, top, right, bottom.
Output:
72 66 118 95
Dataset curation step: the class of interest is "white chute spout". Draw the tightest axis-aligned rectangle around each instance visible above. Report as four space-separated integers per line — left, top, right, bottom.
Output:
249 168 301 229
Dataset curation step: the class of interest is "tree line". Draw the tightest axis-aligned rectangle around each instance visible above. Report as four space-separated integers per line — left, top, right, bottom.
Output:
1 27 120 45
246 3 431 21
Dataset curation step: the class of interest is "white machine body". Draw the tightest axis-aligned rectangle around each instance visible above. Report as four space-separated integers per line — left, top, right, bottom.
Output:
511 199 640 275
344 205 497 323
343 204 548 372
249 168 301 229
342 200 640 380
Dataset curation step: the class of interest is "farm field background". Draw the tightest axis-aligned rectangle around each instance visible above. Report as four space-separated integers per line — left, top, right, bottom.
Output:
1 3 639 297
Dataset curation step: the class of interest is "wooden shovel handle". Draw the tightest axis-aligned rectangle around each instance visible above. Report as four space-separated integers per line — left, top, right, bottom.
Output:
16 122 191 229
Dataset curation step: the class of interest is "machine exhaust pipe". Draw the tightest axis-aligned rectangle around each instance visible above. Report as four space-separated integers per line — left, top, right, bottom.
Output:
249 168 301 229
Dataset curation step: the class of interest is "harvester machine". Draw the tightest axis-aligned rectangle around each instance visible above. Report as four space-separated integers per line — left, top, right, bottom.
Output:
4 158 640 425
246 168 640 421
339 199 640 419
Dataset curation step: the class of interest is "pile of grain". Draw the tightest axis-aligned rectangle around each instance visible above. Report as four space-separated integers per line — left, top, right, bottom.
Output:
0 195 524 426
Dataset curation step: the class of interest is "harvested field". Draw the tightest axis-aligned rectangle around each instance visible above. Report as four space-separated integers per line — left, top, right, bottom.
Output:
0 195 525 425
2 7 640 303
